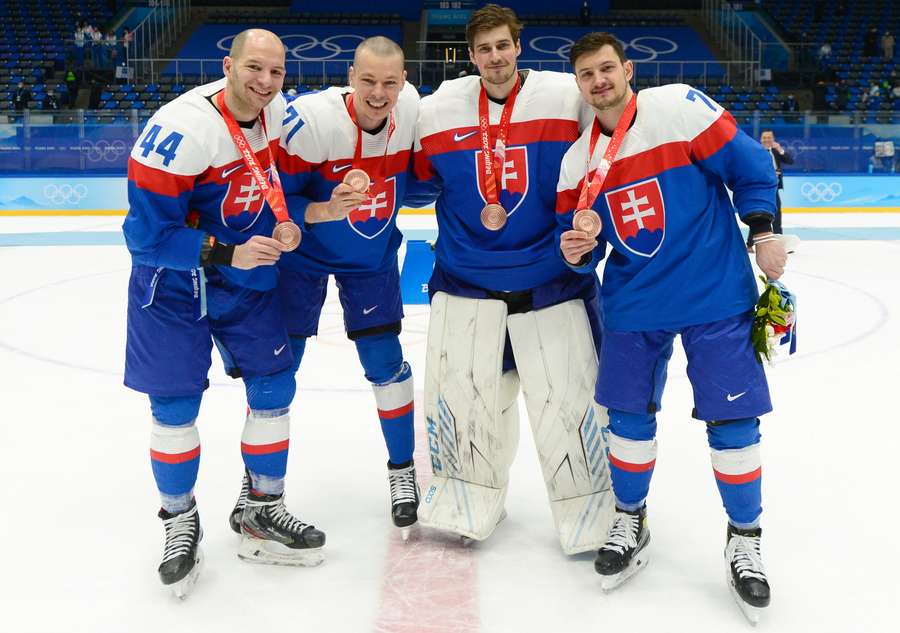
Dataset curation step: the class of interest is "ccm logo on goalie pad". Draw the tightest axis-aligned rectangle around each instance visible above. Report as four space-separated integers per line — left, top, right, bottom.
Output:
425 485 437 504
426 416 442 473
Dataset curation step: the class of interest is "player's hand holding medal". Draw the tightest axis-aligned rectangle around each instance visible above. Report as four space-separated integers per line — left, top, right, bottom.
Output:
751 275 797 365
561 94 637 265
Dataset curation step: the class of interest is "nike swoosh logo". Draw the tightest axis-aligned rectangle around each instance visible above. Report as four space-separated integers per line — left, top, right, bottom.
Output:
453 130 478 142
726 391 747 402
332 163 352 173
222 164 246 178
363 305 378 315
274 344 286 356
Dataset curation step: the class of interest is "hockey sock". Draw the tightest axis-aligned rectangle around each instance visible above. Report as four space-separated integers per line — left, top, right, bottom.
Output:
355 333 414 465
607 409 658 511
149 395 202 513
372 362 415 465
241 409 290 496
707 418 762 529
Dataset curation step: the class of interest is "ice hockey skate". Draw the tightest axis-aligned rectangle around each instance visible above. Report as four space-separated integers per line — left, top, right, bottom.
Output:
158 501 203 600
238 491 326 566
594 505 650 592
388 460 420 541
228 469 250 535
724 524 770 625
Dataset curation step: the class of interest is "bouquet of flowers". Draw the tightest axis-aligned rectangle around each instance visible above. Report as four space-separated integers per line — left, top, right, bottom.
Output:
751 275 797 365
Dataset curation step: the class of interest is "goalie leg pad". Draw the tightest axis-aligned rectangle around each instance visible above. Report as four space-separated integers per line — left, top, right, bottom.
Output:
420 292 520 540
507 299 614 554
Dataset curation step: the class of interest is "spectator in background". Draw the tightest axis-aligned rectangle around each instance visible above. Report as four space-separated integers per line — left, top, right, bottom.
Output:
783 94 799 113
122 27 133 60
817 42 832 70
580 1 591 26
105 30 118 68
864 26 879 58
882 31 895 61
90 25 103 68
44 88 61 110
65 69 79 105
748 130 793 251
73 22 86 66
13 81 31 111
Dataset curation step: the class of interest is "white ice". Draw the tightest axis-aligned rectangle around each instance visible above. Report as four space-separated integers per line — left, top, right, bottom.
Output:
1 213 898 633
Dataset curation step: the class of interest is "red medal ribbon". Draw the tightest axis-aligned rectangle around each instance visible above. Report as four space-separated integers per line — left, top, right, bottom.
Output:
346 93 396 182
215 90 289 224
477 74 521 206
576 93 637 212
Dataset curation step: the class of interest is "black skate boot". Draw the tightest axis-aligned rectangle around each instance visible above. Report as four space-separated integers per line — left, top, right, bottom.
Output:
228 469 250 535
725 524 770 624
158 500 203 600
388 460 420 540
594 505 650 591
238 491 326 566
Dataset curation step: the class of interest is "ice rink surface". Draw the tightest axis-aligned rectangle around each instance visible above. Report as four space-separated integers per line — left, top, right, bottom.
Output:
1 213 899 633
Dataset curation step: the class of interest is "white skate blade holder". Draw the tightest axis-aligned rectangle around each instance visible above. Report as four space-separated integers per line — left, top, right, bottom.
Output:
600 548 650 593
238 536 324 567
726 561 763 626
167 546 204 600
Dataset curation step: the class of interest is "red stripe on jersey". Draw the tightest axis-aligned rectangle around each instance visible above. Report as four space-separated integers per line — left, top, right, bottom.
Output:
690 110 737 162
278 146 322 176
319 150 412 183
608 453 656 473
195 138 280 185
378 401 414 420
128 158 196 197
420 118 580 157
599 140 692 193
150 446 200 465
556 185 580 214
714 466 761 485
413 150 436 181
240 439 290 455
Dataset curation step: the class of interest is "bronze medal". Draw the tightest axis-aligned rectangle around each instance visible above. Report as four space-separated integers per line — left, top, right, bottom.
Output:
573 209 602 238
272 221 302 251
343 168 371 193
480 203 507 231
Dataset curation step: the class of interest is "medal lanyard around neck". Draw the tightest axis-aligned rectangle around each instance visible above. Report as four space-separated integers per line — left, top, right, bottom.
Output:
216 90 288 223
576 93 637 212
477 73 521 206
346 92 396 182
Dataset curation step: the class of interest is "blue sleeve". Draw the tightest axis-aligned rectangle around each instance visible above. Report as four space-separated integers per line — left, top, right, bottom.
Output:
123 159 205 270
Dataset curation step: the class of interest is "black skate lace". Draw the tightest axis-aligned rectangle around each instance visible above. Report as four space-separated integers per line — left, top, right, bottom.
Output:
265 497 311 534
161 505 198 564
729 534 767 582
388 465 418 505
235 471 250 510
602 511 639 555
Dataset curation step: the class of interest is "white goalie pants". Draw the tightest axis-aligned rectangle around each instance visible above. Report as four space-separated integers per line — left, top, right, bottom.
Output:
419 292 614 554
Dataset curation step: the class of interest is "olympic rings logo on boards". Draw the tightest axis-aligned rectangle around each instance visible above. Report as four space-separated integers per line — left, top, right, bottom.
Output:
527 36 679 62
43 183 88 205
217 34 366 61
800 182 843 202
80 140 129 162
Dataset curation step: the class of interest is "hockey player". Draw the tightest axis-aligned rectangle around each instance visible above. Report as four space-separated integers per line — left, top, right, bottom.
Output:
123 29 324 599
556 32 789 623
227 36 432 540
412 4 614 554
